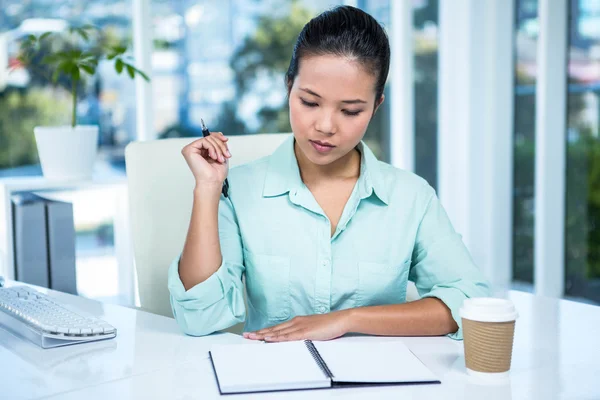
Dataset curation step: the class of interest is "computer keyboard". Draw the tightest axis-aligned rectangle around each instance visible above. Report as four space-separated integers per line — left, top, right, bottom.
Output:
0 285 116 349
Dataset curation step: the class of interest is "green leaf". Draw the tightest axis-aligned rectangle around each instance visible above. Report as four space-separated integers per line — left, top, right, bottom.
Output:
19 40 34 53
130 65 150 82
79 61 97 70
115 58 124 74
112 46 127 55
81 24 98 32
57 60 75 75
81 65 95 75
41 54 60 65
126 64 135 79
53 51 72 61
52 70 61 83
69 49 83 58
39 32 52 41
75 28 90 41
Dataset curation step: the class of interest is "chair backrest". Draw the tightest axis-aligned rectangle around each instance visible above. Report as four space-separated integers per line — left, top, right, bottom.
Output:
125 133 291 317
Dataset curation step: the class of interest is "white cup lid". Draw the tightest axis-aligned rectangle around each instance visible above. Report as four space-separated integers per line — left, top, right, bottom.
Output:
459 297 518 323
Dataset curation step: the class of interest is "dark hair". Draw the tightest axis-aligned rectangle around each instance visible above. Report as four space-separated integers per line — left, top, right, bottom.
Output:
285 5 390 103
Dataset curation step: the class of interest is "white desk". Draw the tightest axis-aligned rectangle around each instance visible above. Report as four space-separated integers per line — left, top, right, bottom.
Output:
1 281 599 400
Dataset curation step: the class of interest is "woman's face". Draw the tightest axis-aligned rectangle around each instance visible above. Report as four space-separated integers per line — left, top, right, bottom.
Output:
288 55 383 167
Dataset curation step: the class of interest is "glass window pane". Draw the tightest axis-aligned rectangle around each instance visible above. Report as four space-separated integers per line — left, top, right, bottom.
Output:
360 0 391 162
0 1 135 178
413 0 438 189
513 0 538 288
151 0 391 160
565 0 600 304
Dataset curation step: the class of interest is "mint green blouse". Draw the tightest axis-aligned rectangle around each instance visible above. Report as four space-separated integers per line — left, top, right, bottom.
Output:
168 135 490 339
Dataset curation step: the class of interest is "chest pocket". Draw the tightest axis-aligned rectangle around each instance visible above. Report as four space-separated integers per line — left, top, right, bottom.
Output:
358 259 411 306
243 250 291 320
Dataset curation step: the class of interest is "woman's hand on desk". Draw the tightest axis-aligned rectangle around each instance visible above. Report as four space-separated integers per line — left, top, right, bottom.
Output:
243 311 352 342
181 132 231 187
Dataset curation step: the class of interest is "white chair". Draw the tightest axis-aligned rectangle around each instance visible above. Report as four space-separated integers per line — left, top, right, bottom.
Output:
125 133 291 322
125 132 419 331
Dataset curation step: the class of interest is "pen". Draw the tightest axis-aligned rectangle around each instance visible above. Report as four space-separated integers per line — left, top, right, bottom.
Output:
201 118 229 198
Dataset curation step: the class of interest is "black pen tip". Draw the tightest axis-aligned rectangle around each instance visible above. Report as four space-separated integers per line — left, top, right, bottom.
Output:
201 118 207 130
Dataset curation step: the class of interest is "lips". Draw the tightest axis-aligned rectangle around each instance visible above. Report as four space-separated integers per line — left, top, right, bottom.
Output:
310 140 335 147
309 140 336 154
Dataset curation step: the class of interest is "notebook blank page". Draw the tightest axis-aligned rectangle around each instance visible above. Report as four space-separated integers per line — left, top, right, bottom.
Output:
313 340 439 383
210 341 331 393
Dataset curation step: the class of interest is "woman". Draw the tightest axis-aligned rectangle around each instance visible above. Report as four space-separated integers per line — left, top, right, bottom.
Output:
169 5 489 342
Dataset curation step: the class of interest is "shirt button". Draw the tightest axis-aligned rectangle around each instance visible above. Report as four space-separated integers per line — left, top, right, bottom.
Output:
318 306 327 314
322 260 329 267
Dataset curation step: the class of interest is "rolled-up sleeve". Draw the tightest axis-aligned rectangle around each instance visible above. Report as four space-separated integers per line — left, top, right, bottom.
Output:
168 197 246 336
409 184 490 340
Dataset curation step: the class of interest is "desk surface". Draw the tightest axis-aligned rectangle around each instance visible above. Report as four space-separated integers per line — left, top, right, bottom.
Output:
1 281 599 400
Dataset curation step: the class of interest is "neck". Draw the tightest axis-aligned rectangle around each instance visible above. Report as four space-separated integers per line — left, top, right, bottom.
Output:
294 140 361 185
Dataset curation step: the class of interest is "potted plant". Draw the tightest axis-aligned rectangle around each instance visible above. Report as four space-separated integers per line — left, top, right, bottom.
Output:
15 25 149 181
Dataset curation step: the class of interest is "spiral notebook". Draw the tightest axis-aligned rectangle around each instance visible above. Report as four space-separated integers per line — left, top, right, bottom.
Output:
208 339 440 395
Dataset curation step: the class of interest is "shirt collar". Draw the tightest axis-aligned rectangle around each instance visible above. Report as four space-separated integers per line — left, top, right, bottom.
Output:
262 135 389 205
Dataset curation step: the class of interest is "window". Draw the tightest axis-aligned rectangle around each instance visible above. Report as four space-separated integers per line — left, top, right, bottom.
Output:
150 0 391 160
565 0 600 303
413 0 438 189
513 0 538 288
0 0 135 177
0 1 135 305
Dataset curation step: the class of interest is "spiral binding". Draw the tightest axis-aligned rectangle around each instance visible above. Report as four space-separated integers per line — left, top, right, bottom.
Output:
304 340 334 379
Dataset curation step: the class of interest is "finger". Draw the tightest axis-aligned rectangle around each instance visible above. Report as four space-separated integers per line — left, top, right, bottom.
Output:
264 319 297 334
243 332 263 340
247 326 280 339
185 137 212 152
182 142 209 163
213 132 229 142
203 136 226 163
208 134 231 159
255 322 285 334
264 330 305 342
198 138 220 161
252 326 302 341
254 319 296 336
244 326 285 340
262 325 301 339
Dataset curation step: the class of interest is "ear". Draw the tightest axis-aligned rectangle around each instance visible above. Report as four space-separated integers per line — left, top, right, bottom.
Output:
373 94 385 115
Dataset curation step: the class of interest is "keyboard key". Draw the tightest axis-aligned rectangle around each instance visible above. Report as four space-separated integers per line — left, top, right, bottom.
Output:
102 325 116 334
43 325 58 333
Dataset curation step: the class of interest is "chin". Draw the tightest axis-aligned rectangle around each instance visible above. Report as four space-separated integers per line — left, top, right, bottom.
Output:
309 155 336 165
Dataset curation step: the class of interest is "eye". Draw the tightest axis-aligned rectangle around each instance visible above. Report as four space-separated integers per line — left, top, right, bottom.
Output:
342 109 363 117
300 98 318 107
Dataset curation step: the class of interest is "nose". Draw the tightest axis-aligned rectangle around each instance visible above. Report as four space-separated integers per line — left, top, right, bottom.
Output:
315 109 336 135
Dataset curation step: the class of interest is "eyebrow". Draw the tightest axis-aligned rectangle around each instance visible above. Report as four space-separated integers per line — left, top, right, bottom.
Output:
300 88 367 104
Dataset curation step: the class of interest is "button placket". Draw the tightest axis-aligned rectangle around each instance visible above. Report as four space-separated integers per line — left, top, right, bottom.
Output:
314 219 332 315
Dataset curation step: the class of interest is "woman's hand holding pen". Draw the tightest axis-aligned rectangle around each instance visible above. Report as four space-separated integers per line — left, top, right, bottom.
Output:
181 132 232 190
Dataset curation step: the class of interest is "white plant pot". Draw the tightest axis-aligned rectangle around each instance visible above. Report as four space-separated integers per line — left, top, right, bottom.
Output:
34 125 99 181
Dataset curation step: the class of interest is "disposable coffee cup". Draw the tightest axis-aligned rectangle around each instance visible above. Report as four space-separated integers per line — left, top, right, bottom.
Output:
459 298 518 380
